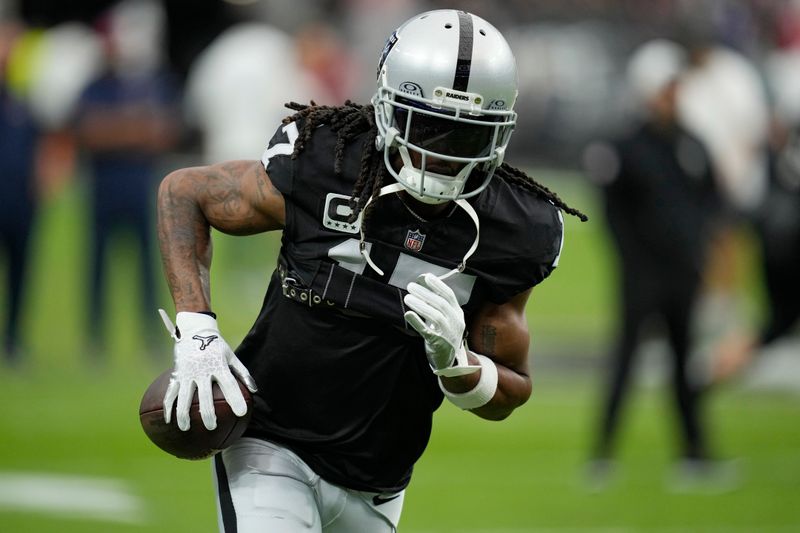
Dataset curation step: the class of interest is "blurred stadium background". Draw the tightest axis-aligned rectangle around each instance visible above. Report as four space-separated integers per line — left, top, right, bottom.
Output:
1 0 798 531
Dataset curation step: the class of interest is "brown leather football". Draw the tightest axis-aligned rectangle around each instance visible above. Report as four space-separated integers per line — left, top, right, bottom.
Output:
139 369 253 460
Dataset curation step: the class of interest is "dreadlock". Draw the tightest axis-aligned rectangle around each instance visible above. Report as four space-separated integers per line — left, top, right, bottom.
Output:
282 101 588 223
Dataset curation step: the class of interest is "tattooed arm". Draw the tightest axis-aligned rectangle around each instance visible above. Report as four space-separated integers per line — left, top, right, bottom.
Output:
441 288 533 421
157 160 284 312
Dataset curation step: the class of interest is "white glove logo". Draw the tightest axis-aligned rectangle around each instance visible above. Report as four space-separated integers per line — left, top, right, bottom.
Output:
192 335 218 351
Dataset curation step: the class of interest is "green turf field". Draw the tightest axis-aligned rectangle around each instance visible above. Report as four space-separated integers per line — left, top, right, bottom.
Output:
1 173 798 532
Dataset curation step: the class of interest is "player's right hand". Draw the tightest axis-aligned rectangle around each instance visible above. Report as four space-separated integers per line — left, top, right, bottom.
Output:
158 310 258 431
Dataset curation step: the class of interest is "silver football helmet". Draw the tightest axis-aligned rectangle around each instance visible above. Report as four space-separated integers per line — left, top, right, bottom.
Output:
372 10 518 204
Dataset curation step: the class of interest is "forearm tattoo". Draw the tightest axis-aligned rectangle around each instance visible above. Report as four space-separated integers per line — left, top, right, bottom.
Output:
157 162 282 311
158 171 213 310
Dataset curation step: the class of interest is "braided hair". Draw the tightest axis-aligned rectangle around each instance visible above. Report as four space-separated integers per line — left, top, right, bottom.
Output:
282 101 588 223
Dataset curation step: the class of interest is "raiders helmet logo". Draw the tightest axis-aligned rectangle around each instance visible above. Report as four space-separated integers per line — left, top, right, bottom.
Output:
404 229 426 252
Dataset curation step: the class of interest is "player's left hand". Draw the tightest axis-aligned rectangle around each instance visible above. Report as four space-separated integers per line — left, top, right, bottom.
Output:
403 273 480 377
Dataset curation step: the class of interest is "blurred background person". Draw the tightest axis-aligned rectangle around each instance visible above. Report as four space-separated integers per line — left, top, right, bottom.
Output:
183 20 324 164
584 39 726 489
72 0 180 361
712 80 800 382
0 19 40 366
676 35 772 355
710 16 800 382
727 123 800 369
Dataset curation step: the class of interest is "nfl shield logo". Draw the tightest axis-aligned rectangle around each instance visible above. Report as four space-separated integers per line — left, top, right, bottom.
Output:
404 229 426 252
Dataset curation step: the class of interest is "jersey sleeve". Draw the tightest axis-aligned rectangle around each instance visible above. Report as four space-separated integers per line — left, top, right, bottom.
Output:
471 184 566 304
260 120 300 197
498 203 563 301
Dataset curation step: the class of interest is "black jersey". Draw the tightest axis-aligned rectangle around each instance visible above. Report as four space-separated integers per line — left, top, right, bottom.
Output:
236 119 564 492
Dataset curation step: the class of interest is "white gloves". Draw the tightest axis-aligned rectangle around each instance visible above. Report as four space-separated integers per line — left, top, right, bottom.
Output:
158 310 258 431
403 273 480 377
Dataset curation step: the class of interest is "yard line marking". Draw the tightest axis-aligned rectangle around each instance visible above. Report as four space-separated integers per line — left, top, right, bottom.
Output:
0 472 147 524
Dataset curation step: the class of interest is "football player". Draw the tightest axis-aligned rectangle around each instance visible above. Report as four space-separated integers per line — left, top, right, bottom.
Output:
157 9 586 532
585 40 724 488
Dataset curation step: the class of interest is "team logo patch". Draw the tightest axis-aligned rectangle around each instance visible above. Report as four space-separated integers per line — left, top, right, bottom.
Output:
404 229 426 252
323 193 362 234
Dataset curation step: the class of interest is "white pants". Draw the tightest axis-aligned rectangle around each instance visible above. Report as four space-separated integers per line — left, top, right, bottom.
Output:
212 438 404 533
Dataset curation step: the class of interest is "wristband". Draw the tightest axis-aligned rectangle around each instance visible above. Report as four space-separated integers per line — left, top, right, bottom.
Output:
158 309 218 340
438 353 498 410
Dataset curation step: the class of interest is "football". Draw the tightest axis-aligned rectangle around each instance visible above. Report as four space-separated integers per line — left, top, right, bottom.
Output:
139 369 253 460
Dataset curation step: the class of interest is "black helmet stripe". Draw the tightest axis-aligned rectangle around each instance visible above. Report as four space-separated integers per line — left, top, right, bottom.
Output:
453 11 473 91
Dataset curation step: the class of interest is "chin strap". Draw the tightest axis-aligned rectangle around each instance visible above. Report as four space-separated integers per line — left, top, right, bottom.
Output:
359 182 405 277
358 183 480 281
439 197 480 280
